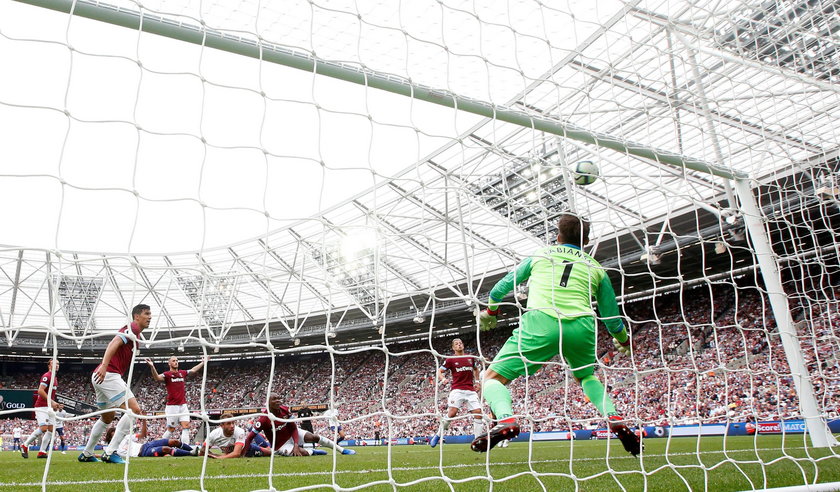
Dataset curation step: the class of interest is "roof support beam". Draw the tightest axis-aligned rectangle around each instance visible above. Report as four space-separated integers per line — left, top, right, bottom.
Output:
351 200 468 279
387 182 520 264
9 250 23 328
227 246 295 321
568 59 823 155
287 229 376 320
195 254 254 322
131 256 177 328
257 237 334 310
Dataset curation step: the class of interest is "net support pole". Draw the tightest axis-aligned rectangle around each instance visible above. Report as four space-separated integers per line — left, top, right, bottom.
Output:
733 178 838 448
14 0 744 181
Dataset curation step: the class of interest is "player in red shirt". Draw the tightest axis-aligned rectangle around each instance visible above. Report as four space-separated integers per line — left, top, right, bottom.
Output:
429 338 483 448
78 304 151 464
145 355 207 445
20 359 60 459
242 394 356 457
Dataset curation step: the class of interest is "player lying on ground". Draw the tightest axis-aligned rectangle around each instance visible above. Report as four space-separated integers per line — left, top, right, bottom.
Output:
197 413 273 459
106 419 196 458
430 338 483 448
474 214 641 456
242 394 356 457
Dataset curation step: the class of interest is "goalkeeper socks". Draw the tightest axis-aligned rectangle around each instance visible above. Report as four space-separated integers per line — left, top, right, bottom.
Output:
483 379 514 420
83 419 107 456
23 428 43 446
105 414 135 455
580 375 617 417
180 429 190 445
317 435 344 453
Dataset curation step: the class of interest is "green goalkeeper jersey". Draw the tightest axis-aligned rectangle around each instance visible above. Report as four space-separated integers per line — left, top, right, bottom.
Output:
488 243 625 337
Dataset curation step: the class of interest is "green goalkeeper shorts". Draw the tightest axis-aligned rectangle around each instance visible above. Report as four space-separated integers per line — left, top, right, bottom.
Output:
489 310 596 381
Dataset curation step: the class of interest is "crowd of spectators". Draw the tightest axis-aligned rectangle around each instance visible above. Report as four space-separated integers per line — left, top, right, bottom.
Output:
2 281 838 445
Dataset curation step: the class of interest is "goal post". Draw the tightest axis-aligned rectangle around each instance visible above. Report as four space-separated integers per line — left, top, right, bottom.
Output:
734 178 838 448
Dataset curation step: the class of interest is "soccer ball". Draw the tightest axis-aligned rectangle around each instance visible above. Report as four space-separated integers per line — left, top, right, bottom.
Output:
572 160 599 186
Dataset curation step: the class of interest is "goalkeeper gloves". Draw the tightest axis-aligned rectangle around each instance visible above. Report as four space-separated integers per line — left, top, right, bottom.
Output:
478 308 498 331
613 337 631 356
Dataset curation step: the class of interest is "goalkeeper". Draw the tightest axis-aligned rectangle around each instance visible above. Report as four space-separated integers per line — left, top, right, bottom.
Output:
472 214 640 456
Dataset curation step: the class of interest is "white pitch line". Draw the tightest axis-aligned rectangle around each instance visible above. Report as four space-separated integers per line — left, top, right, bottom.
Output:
1 446 823 488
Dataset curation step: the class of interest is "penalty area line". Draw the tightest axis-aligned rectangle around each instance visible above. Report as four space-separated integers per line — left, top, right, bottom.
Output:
0 446 812 487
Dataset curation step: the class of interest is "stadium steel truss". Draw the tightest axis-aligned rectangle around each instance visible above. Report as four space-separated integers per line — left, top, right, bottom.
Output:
1 0 838 361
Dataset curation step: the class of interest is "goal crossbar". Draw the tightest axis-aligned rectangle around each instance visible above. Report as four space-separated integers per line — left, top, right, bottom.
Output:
14 0 743 181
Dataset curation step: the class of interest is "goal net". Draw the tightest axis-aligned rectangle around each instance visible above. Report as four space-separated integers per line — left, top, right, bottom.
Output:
0 0 839 490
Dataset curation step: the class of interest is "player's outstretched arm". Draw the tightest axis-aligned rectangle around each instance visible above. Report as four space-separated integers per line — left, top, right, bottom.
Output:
211 442 243 459
144 358 165 382
479 258 533 331
188 356 209 377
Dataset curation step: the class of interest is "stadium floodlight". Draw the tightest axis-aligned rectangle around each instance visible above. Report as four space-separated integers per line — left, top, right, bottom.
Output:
640 247 662 266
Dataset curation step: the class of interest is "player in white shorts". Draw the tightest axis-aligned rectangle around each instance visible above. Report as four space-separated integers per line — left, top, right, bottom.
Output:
22 359 60 459
79 304 150 464
145 355 207 445
430 338 484 448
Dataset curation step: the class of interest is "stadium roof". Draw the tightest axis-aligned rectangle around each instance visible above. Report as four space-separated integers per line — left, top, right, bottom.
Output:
0 0 838 357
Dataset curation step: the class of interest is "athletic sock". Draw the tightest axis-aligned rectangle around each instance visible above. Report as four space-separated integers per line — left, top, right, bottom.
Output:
580 375 617 417
162 430 172 440
23 428 43 446
317 435 344 453
41 431 53 452
83 419 107 456
441 419 451 431
180 429 190 445
171 448 191 456
472 420 484 437
482 379 514 420
105 414 134 455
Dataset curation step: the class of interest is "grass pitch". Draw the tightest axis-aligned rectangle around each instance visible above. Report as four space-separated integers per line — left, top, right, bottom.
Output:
1 435 839 491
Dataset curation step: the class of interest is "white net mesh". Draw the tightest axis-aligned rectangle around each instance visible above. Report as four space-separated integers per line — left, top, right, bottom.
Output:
1 0 839 490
